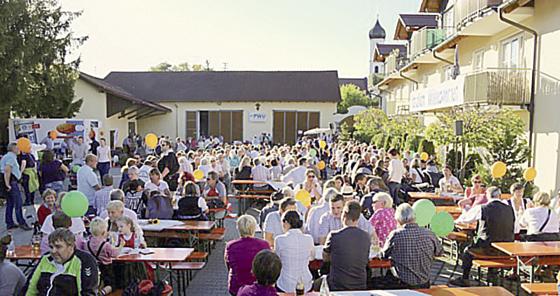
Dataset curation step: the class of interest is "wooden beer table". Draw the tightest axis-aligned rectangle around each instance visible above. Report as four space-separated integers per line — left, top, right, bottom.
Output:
6 245 42 275
141 220 215 247
436 206 462 219
492 241 560 282
521 283 558 295
116 247 194 287
278 286 513 295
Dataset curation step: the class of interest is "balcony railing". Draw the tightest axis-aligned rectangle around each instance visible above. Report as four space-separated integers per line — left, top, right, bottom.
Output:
464 68 530 105
369 73 385 89
454 0 503 31
385 54 409 76
410 27 447 60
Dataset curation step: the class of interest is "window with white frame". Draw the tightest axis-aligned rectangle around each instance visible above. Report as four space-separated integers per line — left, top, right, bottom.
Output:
473 48 485 71
500 34 523 68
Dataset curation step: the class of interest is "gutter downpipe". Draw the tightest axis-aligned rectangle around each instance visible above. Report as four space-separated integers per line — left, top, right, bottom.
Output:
432 49 454 65
399 70 419 87
174 104 179 138
498 3 538 167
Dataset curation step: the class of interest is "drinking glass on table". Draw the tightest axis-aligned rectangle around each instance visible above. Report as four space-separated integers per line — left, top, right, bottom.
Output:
32 234 41 252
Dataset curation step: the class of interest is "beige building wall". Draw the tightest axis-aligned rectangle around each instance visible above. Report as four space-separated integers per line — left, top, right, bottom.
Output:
73 79 135 147
380 0 560 191
137 101 337 141
527 0 560 192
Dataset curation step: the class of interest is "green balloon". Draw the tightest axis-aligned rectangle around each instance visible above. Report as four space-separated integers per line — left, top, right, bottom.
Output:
430 212 455 237
309 149 317 157
412 199 436 226
72 165 80 174
61 191 89 218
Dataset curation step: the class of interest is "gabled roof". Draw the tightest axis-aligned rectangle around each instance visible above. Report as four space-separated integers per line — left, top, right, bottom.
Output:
104 71 341 103
394 13 439 40
78 72 171 112
419 0 448 13
374 44 408 61
339 78 368 93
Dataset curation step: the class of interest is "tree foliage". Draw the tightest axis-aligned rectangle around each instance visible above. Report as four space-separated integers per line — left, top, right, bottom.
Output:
0 0 85 122
353 108 424 151
337 84 375 113
150 60 214 72
0 0 87 117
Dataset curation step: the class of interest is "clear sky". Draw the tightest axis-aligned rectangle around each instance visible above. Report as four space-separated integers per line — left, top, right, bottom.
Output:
61 0 420 78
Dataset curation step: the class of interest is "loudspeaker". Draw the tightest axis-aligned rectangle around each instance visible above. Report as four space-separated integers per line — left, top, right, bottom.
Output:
454 120 463 136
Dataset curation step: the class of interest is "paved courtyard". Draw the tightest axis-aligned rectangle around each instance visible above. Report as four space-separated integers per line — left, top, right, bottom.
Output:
0 167 527 295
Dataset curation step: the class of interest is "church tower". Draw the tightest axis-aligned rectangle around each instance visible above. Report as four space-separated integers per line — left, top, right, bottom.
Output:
369 18 386 75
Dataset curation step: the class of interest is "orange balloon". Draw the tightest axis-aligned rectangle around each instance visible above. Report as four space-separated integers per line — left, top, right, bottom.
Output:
49 130 58 140
317 161 326 170
17 137 31 153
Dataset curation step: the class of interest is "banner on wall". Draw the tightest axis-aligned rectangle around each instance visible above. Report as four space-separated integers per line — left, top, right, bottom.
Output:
9 118 100 148
248 112 267 122
410 76 465 112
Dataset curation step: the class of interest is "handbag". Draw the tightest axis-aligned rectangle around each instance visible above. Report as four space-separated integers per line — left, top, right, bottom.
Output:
521 209 560 242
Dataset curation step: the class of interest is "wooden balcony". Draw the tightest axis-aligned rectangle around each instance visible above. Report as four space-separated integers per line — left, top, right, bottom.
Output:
410 27 447 61
385 53 409 76
464 68 530 105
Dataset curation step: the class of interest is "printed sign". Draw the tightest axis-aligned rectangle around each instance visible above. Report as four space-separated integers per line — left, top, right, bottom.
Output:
410 76 465 112
248 112 267 122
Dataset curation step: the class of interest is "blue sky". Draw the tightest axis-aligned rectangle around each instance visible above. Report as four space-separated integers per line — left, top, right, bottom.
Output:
61 0 420 78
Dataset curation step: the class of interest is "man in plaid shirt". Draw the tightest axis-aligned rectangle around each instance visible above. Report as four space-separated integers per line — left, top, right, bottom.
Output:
380 203 443 288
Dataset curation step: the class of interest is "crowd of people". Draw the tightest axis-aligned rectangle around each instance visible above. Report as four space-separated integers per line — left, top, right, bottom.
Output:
1 133 559 295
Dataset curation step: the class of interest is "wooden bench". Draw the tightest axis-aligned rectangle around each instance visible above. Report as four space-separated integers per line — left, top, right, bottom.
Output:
108 290 122 296
444 231 469 261
147 261 206 296
521 283 558 295
234 194 271 200
368 258 392 269
186 251 209 261
197 228 225 253
468 249 515 285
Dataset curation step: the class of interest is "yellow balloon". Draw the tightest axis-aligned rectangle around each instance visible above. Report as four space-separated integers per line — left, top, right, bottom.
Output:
317 161 326 170
319 140 327 149
193 169 204 180
420 152 429 161
16 137 31 153
523 167 537 182
295 189 311 207
491 161 507 179
145 133 158 149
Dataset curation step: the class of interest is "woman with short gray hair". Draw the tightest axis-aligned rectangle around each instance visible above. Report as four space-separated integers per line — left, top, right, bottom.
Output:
225 215 270 295
370 192 397 247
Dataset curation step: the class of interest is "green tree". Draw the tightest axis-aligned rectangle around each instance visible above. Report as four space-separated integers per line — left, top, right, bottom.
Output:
150 61 214 72
353 108 388 143
0 0 86 141
476 110 530 192
337 84 374 113
150 62 173 72
172 62 191 71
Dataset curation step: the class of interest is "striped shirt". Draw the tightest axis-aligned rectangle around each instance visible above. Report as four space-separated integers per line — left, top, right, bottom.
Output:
251 165 270 182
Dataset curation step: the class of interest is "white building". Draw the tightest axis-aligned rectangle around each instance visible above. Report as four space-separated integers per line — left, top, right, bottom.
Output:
74 71 341 146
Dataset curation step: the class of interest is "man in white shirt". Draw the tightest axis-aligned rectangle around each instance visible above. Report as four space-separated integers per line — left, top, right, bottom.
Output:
282 158 308 185
77 154 101 215
387 148 405 205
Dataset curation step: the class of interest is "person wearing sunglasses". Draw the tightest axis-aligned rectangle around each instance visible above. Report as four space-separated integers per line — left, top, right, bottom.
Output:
296 170 322 202
458 174 487 211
